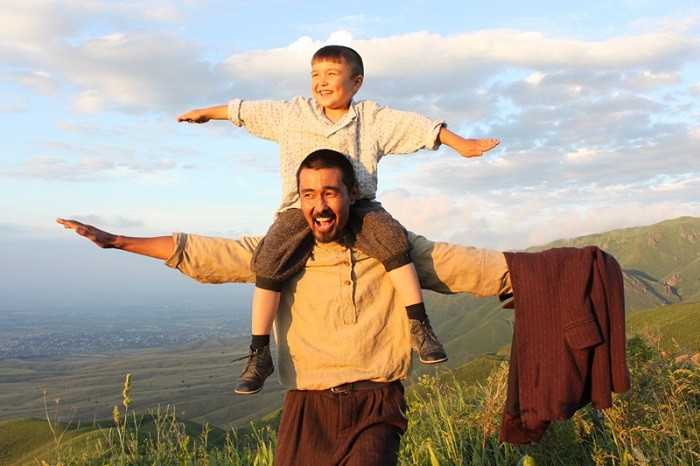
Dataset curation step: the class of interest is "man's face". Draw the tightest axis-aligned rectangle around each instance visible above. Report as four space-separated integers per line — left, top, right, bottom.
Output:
299 166 358 243
310 60 363 115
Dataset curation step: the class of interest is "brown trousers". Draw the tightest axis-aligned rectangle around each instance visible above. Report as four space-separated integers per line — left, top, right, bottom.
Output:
275 382 407 466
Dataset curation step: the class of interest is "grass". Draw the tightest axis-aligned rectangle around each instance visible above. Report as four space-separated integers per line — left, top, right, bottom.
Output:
400 332 700 465
626 301 700 352
7 328 697 466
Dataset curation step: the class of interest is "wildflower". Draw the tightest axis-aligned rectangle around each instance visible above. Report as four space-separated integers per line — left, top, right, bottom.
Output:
113 405 120 425
122 373 132 409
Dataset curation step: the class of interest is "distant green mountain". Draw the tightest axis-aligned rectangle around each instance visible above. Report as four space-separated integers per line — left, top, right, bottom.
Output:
527 216 700 310
421 216 700 374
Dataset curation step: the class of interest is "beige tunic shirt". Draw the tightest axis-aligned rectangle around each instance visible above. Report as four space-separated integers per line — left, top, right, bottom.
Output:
165 232 511 390
228 97 444 213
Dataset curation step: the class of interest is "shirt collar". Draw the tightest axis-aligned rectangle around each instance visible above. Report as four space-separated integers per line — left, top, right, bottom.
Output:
312 99 358 126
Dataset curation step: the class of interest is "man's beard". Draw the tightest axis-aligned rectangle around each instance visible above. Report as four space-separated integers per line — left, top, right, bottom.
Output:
313 230 336 243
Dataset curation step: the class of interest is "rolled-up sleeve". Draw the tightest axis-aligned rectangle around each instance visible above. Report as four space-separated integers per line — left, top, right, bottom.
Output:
372 104 444 154
227 98 288 142
409 232 512 298
165 233 262 284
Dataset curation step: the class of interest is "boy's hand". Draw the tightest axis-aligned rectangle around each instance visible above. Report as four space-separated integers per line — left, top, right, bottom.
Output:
457 138 500 158
437 128 500 158
177 109 211 124
177 105 228 123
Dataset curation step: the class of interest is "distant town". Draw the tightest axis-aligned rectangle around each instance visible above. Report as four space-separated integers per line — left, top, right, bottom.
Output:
0 330 243 359
0 306 250 360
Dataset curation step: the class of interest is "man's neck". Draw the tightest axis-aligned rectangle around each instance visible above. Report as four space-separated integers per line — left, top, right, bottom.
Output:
315 229 354 249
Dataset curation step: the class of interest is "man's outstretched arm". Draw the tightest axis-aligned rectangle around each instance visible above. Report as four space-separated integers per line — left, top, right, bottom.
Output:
57 218 260 284
408 232 512 298
56 218 175 260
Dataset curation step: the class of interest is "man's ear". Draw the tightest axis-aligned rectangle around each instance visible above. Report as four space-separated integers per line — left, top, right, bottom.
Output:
349 183 359 205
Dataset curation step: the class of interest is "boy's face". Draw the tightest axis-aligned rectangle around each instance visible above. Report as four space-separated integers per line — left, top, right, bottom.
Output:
311 60 363 116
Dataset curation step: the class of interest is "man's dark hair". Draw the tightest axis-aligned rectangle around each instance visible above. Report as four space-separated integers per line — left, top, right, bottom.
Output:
312 45 364 78
297 149 357 193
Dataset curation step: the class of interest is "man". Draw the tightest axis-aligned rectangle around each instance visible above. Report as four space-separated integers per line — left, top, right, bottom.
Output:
58 149 511 465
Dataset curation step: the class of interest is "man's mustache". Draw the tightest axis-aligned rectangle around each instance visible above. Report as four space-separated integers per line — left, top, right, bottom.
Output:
312 209 336 221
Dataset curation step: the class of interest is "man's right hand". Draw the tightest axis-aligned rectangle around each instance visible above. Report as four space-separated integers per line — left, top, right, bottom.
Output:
56 218 118 249
56 218 175 259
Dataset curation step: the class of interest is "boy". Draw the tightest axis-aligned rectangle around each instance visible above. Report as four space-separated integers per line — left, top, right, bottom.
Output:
178 45 499 395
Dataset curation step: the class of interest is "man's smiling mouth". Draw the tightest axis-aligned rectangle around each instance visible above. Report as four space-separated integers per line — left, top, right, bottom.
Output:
313 214 335 231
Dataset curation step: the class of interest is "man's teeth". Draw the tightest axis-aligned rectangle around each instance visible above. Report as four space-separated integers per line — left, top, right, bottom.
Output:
315 216 332 224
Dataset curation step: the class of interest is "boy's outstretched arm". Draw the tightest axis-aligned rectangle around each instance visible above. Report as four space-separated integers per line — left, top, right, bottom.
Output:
177 105 228 124
437 127 499 158
56 218 174 260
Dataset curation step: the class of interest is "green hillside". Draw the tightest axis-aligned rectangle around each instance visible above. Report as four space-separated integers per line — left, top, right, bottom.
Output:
0 413 233 466
0 417 105 465
626 301 700 352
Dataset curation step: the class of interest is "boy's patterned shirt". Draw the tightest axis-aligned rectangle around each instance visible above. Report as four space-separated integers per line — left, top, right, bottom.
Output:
228 97 444 213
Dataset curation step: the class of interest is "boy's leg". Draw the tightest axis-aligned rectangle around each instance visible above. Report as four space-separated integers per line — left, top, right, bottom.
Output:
388 263 448 364
235 288 279 395
236 209 313 395
351 200 447 364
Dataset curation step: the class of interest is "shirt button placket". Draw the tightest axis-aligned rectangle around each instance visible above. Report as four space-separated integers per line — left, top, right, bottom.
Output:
341 249 357 324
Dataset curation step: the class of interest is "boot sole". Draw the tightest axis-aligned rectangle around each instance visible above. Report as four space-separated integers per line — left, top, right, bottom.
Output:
419 356 448 364
234 386 263 395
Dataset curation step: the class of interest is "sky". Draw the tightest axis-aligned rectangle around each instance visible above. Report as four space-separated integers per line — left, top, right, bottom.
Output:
1 0 699 311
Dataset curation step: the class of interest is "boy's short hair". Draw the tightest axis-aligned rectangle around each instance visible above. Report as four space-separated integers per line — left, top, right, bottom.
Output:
312 45 364 78
297 149 357 193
